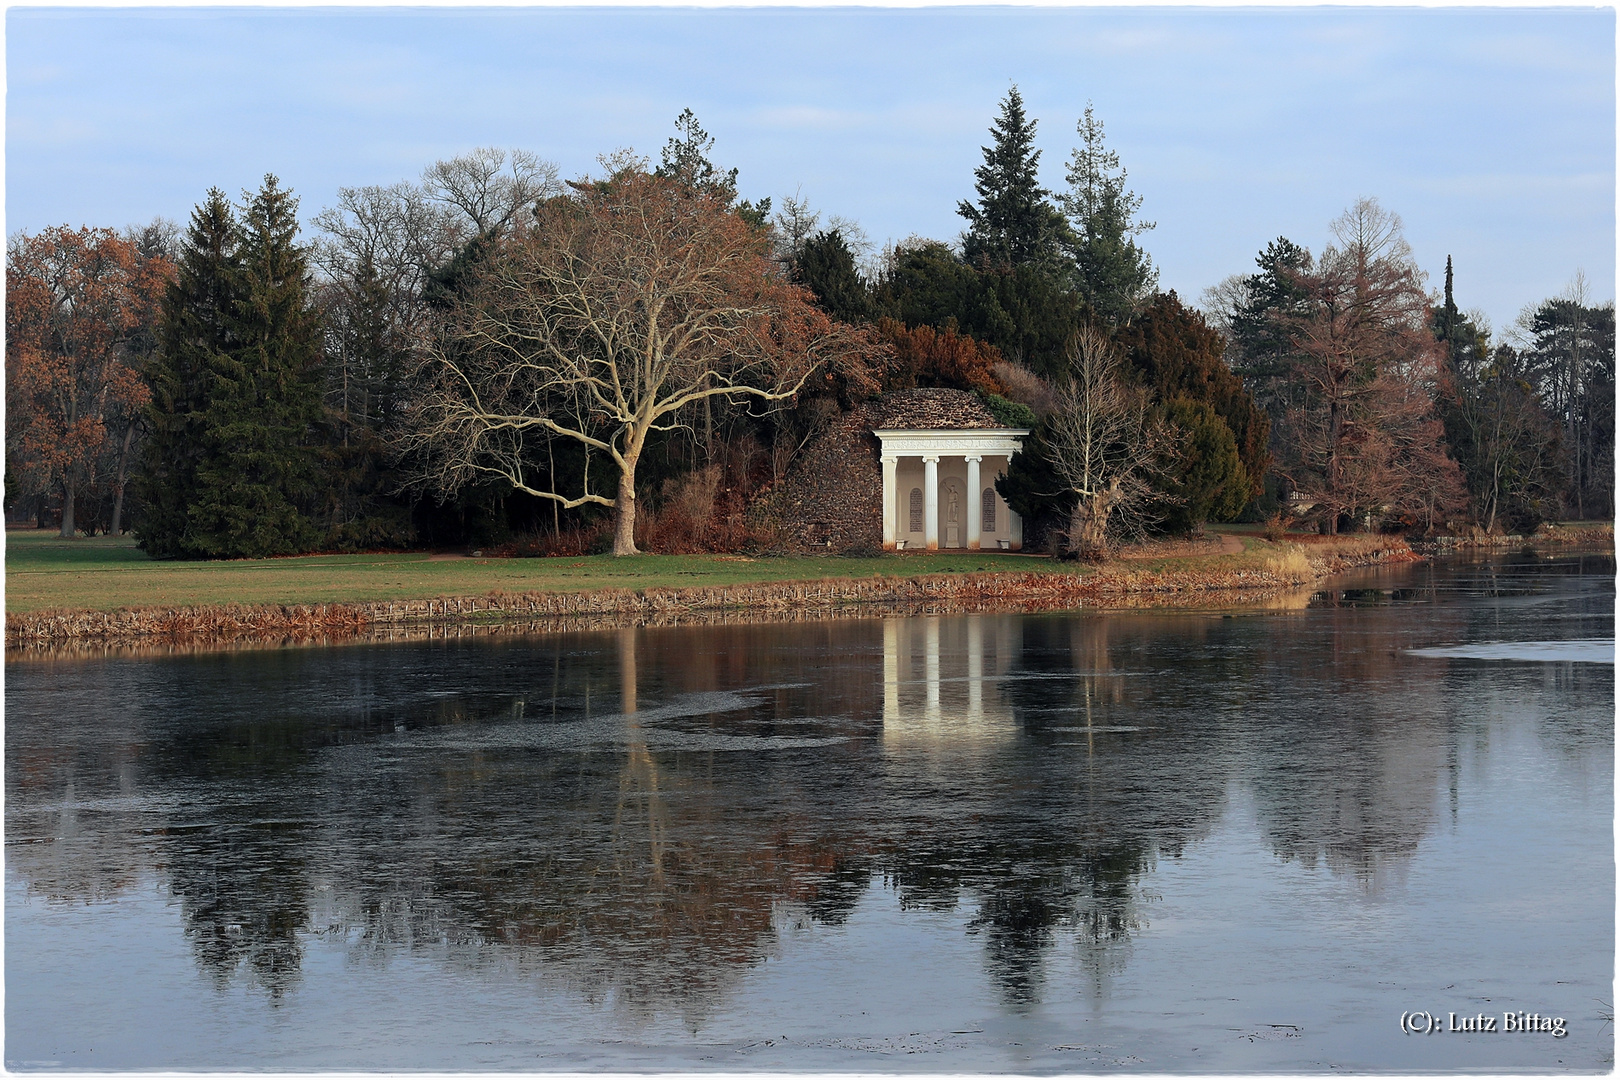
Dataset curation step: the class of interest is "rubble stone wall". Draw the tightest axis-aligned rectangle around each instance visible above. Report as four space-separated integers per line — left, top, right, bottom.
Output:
760 403 885 553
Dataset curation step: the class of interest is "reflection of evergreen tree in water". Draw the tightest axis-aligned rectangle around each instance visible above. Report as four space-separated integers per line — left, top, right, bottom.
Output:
141 681 338 1000
306 624 892 1027
168 824 311 1000
24 588 1598 1018
966 842 1150 1007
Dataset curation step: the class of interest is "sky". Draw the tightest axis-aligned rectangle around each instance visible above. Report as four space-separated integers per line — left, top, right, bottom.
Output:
6 5 1615 334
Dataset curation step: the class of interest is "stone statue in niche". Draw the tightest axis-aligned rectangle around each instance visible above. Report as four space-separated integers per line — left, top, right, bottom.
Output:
947 485 959 522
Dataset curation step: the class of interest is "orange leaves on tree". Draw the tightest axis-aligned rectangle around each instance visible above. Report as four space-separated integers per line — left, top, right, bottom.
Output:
5 226 173 529
874 317 1006 396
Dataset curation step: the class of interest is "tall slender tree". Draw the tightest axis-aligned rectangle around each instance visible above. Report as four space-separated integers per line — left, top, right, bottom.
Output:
958 87 1067 272
1062 104 1156 325
137 191 239 556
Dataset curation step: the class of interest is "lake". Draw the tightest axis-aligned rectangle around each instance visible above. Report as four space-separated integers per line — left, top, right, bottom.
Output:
6 551 1613 1072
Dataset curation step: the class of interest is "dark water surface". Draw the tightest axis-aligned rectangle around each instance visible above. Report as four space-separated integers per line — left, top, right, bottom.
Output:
7 553 1614 1072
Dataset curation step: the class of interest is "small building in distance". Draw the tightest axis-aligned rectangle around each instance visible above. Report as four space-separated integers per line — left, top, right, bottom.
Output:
763 388 1028 553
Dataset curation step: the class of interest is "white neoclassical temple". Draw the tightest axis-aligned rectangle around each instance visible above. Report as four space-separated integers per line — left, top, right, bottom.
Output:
768 387 1031 553
873 405 1029 551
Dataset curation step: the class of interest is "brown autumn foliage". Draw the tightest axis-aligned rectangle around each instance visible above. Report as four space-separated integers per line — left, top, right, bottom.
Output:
1272 200 1467 533
6 226 173 535
875 317 1006 395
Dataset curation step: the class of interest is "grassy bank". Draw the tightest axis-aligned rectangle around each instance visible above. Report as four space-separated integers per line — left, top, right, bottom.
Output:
5 526 1432 650
4 527 1397 617
6 530 1074 615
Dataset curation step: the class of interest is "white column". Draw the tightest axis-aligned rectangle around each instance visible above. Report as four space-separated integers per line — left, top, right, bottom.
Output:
1010 508 1023 551
965 455 982 550
922 455 940 550
881 455 898 551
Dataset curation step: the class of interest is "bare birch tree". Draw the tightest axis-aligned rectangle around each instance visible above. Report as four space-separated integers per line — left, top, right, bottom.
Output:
1044 327 1173 557
402 162 874 555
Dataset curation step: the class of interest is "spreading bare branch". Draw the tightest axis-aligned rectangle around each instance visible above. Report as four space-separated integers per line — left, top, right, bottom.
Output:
401 164 879 555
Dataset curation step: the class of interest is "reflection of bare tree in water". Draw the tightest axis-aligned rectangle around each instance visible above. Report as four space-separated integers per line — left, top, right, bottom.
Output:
303 624 891 1028
611 627 669 891
1247 605 1450 889
18 574 1598 1020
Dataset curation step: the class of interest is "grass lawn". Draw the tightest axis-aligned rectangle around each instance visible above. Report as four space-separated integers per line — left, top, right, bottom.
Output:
4 529 1080 614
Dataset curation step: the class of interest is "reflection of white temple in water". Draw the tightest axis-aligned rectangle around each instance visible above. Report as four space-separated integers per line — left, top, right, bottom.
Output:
882 615 1021 747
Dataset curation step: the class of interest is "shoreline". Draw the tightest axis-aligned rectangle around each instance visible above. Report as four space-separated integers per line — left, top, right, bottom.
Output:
6 537 1428 654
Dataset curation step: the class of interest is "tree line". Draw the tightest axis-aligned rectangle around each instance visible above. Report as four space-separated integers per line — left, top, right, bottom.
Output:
6 93 1612 557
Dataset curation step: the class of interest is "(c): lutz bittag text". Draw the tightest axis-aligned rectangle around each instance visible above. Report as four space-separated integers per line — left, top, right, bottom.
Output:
1400 1011 1567 1037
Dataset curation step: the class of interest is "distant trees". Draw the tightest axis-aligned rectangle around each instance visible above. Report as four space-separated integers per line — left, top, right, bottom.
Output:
401 162 875 556
1215 212 1615 533
137 178 327 558
21 103 1599 556
1207 200 1471 533
311 147 560 545
1273 200 1466 532
6 226 171 536
1518 280 1615 520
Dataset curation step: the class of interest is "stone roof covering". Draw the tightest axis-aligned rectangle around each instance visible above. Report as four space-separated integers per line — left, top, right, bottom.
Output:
872 388 1003 431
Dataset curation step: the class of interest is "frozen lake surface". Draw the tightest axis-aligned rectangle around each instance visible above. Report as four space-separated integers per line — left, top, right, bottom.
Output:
7 552 1614 1072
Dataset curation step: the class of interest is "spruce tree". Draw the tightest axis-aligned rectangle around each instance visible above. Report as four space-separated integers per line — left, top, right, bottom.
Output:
958 87 1067 271
796 229 872 324
136 178 325 558
136 189 239 558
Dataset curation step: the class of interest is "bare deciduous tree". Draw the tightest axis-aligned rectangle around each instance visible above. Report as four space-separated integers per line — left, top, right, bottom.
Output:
1044 327 1174 557
421 147 561 238
403 162 875 555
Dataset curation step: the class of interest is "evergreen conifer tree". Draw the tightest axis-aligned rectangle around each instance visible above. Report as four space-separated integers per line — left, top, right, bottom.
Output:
136 189 239 558
655 108 771 227
795 229 873 324
1062 104 1157 324
136 178 325 558
958 87 1067 271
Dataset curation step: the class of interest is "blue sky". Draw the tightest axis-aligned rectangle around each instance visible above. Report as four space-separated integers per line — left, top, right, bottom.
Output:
7 6 1614 333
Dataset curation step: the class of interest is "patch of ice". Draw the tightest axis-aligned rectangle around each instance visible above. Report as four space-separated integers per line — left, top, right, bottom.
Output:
1407 639 1614 664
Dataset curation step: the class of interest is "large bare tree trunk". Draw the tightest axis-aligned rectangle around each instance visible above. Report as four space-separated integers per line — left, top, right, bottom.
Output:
613 463 639 556
60 479 76 538
1068 488 1117 560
